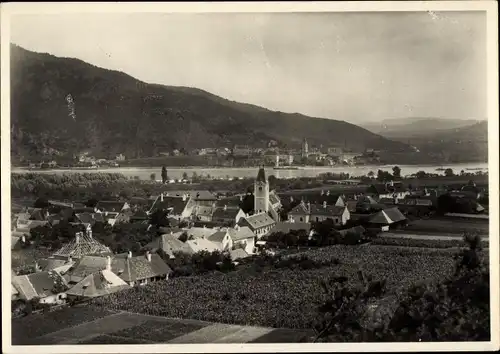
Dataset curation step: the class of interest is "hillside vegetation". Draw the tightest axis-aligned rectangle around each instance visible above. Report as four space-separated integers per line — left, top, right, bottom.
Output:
10 44 411 161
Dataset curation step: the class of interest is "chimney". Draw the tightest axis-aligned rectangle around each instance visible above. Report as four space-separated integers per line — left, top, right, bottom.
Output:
320 190 324 196
87 228 93 239
326 190 330 196
34 261 40 272
106 256 112 271
21 235 26 243
239 195 243 201
68 255 73 263
224 204 227 211
75 232 81 244
323 201 327 208
128 251 132 259
160 192 164 202
146 252 151 262
182 194 187 202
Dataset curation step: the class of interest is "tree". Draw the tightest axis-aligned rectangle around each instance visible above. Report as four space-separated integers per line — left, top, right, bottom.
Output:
178 231 189 242
150 209 170 228
367 171 375 179
150 173 156 181
444 168 454 177
191 172 199 182
240 194 255 214
392 166 401 179
416 171 427 179
161 166 168 184
182 172 188 180
34 197 50 208
86 198 99 208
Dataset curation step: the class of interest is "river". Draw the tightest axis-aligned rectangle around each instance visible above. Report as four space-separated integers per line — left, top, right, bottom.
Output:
11 162 489 180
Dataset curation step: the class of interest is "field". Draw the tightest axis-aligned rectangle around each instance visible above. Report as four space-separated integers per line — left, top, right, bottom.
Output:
87 245 462 330
11 308 312 345
405 218 489 236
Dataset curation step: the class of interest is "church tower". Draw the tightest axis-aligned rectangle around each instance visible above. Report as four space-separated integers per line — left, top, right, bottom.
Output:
302 138 309 158
254 167 269 214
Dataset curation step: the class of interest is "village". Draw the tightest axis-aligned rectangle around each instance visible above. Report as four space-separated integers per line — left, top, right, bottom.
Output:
10 165 489 318
23 138 383 169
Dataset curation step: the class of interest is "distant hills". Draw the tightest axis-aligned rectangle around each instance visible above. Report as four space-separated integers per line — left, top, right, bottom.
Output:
10 44 411 162
361 117 485 139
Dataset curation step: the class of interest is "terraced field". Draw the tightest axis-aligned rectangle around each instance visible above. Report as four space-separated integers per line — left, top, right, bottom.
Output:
11 308 312 345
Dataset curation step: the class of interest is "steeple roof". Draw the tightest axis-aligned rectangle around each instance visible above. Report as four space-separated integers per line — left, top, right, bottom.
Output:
256 167 267 183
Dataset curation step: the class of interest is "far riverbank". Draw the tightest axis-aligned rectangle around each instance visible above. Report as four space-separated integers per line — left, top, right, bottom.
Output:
11 162 488 181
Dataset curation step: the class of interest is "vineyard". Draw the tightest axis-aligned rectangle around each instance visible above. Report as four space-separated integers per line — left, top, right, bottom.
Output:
88 245 463 329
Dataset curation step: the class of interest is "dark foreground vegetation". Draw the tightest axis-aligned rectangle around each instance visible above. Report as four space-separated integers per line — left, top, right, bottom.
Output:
86 234 489 341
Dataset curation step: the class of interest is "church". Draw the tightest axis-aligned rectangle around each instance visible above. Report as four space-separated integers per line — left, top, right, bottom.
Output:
253 167 282 222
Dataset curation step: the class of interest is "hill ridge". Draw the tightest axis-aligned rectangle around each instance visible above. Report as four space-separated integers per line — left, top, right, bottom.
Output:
10 43 411 160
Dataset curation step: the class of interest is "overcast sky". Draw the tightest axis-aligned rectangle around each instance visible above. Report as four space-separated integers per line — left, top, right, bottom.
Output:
10 11 487 123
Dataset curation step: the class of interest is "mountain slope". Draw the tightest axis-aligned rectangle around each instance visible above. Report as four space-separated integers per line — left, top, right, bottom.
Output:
362 117 483 138
388 121 488 163
10 44 411 160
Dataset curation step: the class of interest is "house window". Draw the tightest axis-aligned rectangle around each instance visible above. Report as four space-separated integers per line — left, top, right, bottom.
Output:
300 217 303 222
259 187 262 191
316 217 319 222
335 218 339 224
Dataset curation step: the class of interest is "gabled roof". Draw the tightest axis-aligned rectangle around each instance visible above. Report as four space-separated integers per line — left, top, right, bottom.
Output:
215 197 241 209
288 202 310 215
151 196 189 215
53 233 112 259
229 248 249 261
289 202 347 217
269 222 311 234
68 254 172 283
65 269 130 298
239 212 276 230
309 204 347 217
186 238 220 253
116 254 173 282
17 220 50 230
184 227 218 240
358 196 379 205
145 234 192 257
96 201 128 213
208 230 228 243
228 226 256 241
38 258 74 272
369 207 407 225
212 207 243 220
13 270 68 300
338 225 366 237
269 191 281 206
75 212 95 225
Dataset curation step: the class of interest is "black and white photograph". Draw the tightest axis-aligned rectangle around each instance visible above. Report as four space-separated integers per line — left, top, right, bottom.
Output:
1 1 498 352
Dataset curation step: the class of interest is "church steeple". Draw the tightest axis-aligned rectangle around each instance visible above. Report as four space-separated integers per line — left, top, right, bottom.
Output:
254 166 269 214
256 166 267 183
